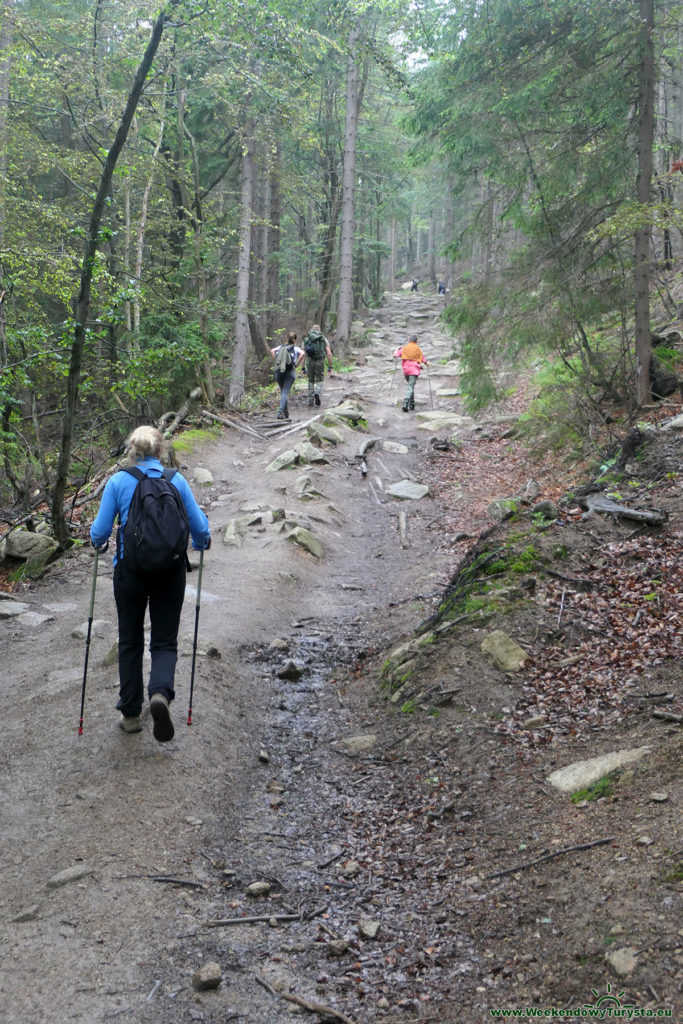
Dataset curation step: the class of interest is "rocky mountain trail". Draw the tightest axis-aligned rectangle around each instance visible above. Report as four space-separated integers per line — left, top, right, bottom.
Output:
1 289 681 1023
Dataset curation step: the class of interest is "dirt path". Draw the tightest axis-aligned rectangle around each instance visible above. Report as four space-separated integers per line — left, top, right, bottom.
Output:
2 291 681 1024
1 290 467 1023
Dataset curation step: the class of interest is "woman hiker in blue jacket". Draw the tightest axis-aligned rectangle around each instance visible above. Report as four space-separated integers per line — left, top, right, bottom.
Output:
90 426 210 742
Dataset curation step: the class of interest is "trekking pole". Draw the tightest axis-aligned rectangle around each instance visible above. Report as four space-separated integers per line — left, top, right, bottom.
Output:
389 357 399 393
424 363 434 409
187 547 205 726
78 547 101 735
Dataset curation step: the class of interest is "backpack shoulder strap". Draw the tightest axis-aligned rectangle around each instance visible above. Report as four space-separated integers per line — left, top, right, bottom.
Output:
161 467 178 482
123 466 145 481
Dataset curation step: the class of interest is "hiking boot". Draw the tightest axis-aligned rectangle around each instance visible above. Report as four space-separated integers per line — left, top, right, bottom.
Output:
277 410 285 419
402 403 409 412
308 397 315 407
118 713 142 734
150 693 174 743
314 394 321 406
409 402 415 410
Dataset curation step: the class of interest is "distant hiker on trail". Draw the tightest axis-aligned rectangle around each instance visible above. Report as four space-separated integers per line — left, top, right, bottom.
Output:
302 324 333 407
270 331 304 420
437 281 446 295
90 426 211 743
410 277 419 292
393 335 429 412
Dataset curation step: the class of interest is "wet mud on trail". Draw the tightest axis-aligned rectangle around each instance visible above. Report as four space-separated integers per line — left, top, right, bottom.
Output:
2 289 681 1024
0 291 465 1023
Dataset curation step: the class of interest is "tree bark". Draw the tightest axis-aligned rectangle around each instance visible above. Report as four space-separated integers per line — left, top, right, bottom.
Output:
50 3 176 546
0 0 13 371
131 99 166 334
335 23 362 351
228 116 255 405
634 0 655 406
265 143 281 345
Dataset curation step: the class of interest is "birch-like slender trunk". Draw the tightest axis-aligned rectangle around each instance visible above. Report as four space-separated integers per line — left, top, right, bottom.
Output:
0 0 12 369
265 143 281 345
131 104 166 334
634 0 654 406
51 4 175 545
335 23 361 350
229 119 255 405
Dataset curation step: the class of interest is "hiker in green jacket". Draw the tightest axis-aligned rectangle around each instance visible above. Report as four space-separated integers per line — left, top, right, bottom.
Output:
302 324 333 407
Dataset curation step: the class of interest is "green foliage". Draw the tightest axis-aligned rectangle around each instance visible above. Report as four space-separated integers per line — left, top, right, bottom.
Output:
663 863 683 883
409 0 643 411
171 428 220 454
570 773 617 804
117 318 212 406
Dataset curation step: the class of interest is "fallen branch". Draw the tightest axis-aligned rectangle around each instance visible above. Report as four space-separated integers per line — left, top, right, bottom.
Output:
485 836 615 880
581 493 667 526
557 588 567 628
201 409 268 440
545 568 599 587
652 709 682 724
548 654 585 669
205 911 300 927
149 875 204 889
253 973 359 1024
267 415 319 438
161 387 203 438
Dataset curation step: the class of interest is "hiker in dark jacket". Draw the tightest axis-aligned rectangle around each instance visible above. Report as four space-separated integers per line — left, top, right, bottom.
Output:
269 331 304 419
90 426 210 742
302 324 333 407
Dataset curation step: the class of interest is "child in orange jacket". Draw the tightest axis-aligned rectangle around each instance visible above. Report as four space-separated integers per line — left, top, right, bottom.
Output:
392 335 428 411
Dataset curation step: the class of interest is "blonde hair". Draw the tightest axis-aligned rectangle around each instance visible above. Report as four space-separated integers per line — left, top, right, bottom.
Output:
125 425 163 465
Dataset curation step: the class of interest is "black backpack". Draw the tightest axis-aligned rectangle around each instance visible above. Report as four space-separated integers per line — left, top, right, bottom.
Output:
121 467 190 572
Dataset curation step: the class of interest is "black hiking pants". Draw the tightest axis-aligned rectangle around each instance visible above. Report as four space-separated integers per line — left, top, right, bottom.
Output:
114 558 186 717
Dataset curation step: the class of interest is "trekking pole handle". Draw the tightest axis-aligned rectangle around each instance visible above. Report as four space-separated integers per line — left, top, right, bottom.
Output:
88 548 100 619
195 547 204 609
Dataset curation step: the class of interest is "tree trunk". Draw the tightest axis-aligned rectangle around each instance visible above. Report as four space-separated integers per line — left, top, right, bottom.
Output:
228 117 255 405
265 143 281 345
335 23 361 350
634 0 655 407
132 100 166 334
389 218 397 292
185 125 216 403
0 0 13 371
50 3 175 547
428 216 436 285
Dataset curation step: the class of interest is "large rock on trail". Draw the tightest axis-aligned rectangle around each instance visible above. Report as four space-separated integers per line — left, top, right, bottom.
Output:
1 530 59 567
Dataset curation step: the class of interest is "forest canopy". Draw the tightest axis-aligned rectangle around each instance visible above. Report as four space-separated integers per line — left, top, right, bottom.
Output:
0 0 680 539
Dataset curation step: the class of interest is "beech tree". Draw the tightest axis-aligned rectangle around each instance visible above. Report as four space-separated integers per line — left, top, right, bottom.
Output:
51 1 179 545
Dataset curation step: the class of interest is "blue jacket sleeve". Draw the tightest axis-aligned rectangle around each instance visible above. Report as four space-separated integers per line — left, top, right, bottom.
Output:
172 473 211 550
90 478 119 547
